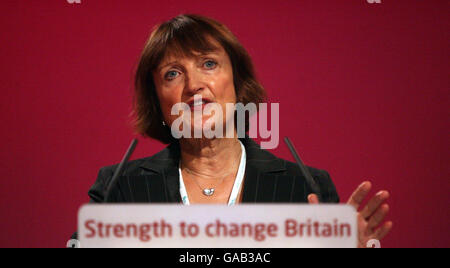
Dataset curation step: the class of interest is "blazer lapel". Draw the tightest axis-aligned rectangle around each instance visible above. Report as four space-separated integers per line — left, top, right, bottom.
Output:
137 142 182 203
239 137 294 203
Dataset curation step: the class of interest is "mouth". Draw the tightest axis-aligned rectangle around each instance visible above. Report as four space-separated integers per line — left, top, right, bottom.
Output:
187 97 214 111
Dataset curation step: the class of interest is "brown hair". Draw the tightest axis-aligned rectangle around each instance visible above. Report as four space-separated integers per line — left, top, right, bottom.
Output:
133 14 266 144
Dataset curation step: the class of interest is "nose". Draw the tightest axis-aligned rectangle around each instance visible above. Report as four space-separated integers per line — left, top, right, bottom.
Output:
184 69 205 95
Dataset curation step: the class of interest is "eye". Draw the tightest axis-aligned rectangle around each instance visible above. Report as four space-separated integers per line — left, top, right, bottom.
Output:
203 60 217 69
164 70 180 80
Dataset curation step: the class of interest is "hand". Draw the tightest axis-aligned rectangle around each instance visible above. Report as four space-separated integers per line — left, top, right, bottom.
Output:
308 181 393 248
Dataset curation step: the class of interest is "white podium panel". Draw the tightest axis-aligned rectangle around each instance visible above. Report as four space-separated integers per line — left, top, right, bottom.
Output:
78 204 357 248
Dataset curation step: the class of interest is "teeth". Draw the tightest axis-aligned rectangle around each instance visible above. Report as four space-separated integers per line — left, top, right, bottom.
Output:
193 100 205 106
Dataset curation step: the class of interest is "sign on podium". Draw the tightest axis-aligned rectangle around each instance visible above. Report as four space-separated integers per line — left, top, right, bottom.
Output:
78 204 357 248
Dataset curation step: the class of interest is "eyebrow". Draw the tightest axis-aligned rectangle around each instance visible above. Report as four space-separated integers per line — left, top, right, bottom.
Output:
158 61 179 72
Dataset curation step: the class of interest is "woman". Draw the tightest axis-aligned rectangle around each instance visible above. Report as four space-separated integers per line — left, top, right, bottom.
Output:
73 14 392 247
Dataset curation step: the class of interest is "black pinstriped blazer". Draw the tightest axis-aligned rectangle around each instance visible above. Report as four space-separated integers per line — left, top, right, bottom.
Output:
70 136 339 239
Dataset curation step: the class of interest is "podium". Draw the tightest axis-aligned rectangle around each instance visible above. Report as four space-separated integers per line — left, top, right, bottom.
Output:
77 204 357 248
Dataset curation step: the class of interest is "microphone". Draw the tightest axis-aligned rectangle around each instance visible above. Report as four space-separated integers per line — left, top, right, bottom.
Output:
284 137 322 202
104 139 138 202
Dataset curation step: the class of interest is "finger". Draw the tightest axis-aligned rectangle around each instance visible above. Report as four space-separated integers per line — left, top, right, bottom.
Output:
347 181 372 210
373 221 393 241
367 204 390 230
360 191 390 220
308 194 320 204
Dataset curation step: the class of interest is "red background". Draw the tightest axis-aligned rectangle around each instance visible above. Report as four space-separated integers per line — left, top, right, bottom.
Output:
0 0 448 248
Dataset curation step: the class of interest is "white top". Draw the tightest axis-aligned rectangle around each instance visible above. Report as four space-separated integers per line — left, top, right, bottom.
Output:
178 140 247 206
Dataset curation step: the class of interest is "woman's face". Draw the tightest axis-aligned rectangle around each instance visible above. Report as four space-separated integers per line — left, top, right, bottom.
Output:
153 39 236 137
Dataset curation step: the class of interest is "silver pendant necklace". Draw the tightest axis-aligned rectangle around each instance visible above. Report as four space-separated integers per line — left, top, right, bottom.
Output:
202 188 215 196
180 140 243 197
182 167 232 196
178 139 246 204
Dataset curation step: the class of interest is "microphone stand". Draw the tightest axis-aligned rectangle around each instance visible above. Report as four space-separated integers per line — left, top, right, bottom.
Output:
284 137 322 202
104 139 138 202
